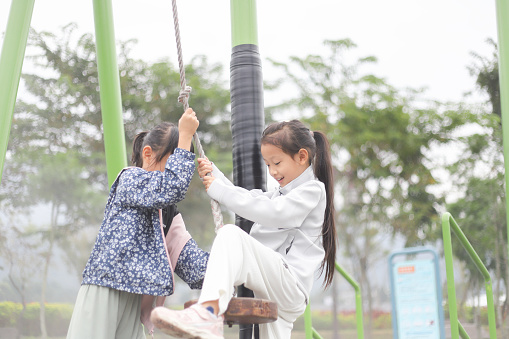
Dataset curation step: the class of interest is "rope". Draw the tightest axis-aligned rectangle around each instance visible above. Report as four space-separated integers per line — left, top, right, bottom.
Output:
171 0 224 232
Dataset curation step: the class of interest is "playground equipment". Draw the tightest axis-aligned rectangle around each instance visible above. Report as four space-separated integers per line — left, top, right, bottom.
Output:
182 298 278 328
2 1 509 339
442 213 497 339
304 262 364 339
495 0 509 272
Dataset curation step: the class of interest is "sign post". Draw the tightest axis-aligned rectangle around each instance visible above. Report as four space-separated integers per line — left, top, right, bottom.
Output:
389 247 445 339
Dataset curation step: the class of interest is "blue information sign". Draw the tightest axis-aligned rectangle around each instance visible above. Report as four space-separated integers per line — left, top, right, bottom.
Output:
389 248 445 339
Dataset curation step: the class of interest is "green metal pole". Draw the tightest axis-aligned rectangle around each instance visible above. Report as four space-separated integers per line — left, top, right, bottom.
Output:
0 0 35 184
496 0 509 285
335 262 364 339
92 0 127 187
442 214 460 339
230 0 258 46
442 213 498 338
304 304 313 339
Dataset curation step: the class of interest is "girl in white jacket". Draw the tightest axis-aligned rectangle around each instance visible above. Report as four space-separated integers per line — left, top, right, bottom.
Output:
152 119 337 339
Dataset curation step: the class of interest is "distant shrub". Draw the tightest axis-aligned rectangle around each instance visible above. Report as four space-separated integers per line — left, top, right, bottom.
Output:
0 302 73 336
0 302 22 327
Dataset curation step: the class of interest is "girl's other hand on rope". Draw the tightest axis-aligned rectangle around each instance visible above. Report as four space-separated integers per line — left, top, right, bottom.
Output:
202 175 215 191
197 158 213 178
177 108 199 151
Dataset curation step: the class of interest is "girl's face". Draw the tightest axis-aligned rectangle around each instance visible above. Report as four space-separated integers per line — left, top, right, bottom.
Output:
261 143 309 188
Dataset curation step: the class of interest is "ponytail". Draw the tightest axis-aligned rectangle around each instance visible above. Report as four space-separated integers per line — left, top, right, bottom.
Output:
131 122 180 169
132 131 148 168
313 131 337 288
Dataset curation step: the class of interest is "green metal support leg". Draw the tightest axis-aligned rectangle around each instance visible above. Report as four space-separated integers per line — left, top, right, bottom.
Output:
495 0 509 288
92 0 127 186
304 263 364 339
0 0 35 184
442 213 497 339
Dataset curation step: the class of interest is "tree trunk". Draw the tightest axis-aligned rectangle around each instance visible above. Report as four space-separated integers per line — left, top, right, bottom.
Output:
8 254 27 336
359 256 373 338
40 246 52 339
40 204 57 339
474 281 481 339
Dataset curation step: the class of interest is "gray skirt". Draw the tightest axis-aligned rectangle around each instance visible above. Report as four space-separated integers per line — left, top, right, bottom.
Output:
66 284 145 339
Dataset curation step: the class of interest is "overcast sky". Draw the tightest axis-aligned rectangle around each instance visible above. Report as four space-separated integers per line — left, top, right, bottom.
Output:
0 0 499 105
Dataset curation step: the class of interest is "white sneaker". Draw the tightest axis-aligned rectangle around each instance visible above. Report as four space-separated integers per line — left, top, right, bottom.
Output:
151 304 224 339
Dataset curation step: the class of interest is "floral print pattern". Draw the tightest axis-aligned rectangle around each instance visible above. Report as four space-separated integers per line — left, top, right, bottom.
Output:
82 148 197 296
175 239 209 289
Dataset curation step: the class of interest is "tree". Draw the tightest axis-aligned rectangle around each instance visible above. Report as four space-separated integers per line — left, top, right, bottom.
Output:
27 152 104 338
0 212 42 335
266 39 467 335
447 39 508 332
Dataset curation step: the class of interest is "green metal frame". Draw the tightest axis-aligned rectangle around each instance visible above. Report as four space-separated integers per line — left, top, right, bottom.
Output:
92 0 127 186
442 212 497 339
304 262 364 339
230 0 258 47
0 0 35 184
495 0 509 289
0 0 127 187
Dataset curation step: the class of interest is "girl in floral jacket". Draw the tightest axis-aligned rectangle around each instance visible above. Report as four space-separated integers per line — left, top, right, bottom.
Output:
67 108 209 339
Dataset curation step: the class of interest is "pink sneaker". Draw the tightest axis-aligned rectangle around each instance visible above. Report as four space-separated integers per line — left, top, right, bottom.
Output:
151 304 224 339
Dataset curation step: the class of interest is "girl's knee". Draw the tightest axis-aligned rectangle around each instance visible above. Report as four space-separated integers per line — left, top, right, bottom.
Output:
218 224 240 235
216 224 245 242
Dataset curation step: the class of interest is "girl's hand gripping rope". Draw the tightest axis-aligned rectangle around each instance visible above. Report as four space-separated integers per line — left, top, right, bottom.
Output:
197 158 215 191
177 108 199 151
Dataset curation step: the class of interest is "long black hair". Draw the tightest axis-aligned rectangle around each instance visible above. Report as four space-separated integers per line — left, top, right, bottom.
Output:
131 122 179 168
261 120 337 288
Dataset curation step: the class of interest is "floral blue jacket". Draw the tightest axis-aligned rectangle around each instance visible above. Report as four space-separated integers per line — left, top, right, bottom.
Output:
82 148 208 296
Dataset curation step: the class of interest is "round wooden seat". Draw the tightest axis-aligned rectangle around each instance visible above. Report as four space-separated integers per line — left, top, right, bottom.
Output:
184 297 278 327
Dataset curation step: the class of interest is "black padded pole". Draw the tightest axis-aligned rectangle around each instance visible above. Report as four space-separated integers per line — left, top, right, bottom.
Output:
230 43 265 339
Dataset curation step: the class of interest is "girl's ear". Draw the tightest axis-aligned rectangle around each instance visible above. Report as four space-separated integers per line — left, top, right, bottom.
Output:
298 148 309 165
142 146 153 168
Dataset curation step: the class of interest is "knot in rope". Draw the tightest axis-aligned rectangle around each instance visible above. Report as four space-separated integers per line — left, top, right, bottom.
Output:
178 85 192 106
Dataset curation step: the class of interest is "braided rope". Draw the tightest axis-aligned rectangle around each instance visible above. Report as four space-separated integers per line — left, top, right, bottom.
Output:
171 0 223 232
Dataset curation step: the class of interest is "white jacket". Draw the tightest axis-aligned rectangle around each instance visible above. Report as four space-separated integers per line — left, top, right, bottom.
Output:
207 165 326 300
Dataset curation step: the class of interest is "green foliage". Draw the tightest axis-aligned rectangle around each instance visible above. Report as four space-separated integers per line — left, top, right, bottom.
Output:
468 38 500 118
0 302 22 327
0 302 72 336
448 177 506 280
443 302 493 325
446 40 507 317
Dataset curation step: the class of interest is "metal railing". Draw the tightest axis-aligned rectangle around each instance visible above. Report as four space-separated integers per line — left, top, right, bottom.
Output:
304 262 364 339
442 212 497 339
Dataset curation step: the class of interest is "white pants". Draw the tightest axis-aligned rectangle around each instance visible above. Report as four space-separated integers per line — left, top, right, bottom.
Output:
198 224 307 339
66 285 145 339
